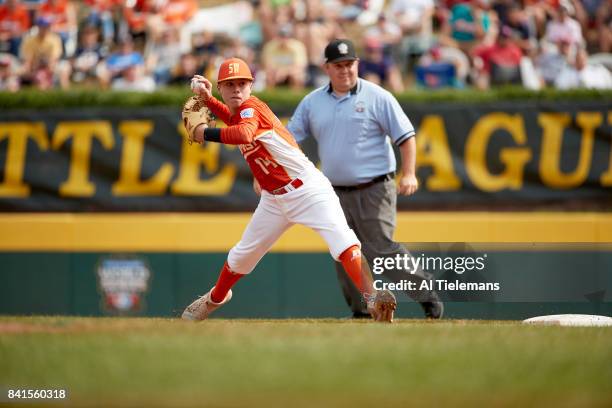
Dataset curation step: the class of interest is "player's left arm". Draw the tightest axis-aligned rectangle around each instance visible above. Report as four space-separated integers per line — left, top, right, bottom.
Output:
196 104 261 145
398 136 418 196
376 92 418 196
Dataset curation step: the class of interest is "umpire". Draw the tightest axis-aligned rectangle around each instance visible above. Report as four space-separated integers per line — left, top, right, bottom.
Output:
288 39 443 319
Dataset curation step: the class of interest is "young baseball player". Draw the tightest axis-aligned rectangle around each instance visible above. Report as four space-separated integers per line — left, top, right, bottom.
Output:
181 57 395 322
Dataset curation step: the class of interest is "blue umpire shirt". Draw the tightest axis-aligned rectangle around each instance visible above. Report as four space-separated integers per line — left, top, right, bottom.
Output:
287 78 415 186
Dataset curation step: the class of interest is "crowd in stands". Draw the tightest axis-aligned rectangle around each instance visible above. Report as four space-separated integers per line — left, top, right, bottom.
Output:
0 0 611 92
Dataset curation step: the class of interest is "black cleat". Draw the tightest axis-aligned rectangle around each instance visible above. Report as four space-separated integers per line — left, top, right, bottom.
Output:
351 311 372 319
420 300 444 319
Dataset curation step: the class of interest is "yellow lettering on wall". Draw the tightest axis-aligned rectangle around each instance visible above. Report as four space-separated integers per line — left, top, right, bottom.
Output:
112 121 174 196
0 122 48 197
465 113 532 192
171 124 236 195
600 112 612 186
539 112 599 189
52 121 114 197
415 115 461 191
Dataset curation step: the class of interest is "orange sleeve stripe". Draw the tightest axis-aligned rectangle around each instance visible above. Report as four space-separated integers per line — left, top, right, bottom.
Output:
220 120 259 145
205 96 231 124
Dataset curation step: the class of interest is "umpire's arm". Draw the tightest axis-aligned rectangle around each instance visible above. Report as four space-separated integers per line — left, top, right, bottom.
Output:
398 136 418 196
377 91 418 196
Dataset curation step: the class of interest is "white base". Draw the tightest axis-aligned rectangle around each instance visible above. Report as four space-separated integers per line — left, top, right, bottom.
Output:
523 314 612 327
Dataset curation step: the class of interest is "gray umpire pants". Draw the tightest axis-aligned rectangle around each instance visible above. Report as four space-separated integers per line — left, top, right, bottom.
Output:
333 178 438 314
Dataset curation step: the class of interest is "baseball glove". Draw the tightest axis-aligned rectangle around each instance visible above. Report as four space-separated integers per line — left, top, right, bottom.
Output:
367 290 397 323
182 96 215 144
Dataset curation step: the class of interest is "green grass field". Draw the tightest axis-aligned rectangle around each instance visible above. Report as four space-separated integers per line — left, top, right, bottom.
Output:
1 317 611 407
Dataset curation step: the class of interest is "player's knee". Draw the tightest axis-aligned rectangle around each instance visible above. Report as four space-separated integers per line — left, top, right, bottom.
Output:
331 233 361 261
227 247 256 275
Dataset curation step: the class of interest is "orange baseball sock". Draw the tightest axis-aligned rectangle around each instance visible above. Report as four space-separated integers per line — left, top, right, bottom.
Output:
339 245 364 294
210 262 244 303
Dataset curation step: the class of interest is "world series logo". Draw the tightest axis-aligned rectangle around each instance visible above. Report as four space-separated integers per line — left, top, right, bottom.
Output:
96 256 152 314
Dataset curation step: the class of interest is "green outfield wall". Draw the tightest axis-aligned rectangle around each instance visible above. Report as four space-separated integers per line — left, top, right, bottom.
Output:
0 212 610 319
1 248 610 319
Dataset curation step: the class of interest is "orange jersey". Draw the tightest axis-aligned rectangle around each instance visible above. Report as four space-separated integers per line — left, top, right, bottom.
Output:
162 0 197 25
0 3 30 36
205 95 314 192
84 0 123 12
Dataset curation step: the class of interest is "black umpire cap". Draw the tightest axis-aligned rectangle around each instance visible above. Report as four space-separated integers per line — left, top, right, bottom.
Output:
324 39 358 63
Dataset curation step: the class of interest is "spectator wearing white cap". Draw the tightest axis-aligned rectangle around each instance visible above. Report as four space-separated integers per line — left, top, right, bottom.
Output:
544 2 583 48
536 34 574 86
555 47 612 89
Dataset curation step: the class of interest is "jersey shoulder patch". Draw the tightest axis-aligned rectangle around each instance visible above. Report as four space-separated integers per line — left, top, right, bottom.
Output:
240 108 255 119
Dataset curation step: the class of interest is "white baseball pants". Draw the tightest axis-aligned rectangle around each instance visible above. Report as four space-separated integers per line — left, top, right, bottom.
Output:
227 168 360 274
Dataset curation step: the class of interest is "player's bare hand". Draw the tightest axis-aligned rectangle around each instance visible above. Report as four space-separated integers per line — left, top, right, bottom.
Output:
398 174 418 196
193 123 207 144
253 178 261 196
190 75 213 101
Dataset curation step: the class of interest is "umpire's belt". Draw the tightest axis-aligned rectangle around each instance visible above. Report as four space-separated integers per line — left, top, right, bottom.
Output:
270 178 304 195
332 172 395 192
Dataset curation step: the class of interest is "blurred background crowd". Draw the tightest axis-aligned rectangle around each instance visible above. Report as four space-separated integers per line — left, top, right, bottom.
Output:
1 0 611 93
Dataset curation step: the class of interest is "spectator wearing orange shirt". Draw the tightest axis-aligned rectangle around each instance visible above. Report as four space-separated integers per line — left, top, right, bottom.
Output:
149 0 198 52
0 0 31 56
160 0 197 26
123 0 197 50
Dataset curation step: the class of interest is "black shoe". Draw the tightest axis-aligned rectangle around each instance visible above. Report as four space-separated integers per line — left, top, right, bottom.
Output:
420 301 444 319
351 311 372 319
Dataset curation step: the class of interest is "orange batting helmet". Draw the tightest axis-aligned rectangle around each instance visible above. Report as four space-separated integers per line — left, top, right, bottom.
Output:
217 58 254 83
